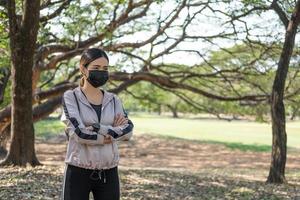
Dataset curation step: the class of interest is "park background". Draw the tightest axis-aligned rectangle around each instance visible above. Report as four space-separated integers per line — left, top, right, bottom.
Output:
0 0 300 199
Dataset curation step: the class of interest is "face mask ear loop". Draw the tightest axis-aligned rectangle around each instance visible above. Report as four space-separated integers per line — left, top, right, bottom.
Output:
82 71 86 77
80 66 88 79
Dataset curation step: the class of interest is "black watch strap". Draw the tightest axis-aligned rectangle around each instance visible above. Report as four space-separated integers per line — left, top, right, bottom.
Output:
92 123 100 132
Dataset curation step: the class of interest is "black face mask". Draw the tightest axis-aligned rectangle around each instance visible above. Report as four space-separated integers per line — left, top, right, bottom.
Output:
86 70 109 88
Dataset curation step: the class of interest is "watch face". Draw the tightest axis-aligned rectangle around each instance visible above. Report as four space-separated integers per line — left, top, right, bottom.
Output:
92 123 100 130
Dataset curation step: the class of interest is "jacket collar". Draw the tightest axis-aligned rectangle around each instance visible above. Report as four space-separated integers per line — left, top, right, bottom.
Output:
73 86 115 109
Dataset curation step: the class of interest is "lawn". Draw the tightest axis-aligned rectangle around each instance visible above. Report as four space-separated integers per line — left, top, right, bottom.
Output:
34 114 300 151
129 114 300 149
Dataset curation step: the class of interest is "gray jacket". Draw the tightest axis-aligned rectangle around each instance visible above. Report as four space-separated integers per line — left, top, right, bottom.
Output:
60 86 134 170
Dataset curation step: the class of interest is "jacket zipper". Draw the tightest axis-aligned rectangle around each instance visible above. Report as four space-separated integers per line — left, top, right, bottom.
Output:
99 100 116 163
78 88 116 165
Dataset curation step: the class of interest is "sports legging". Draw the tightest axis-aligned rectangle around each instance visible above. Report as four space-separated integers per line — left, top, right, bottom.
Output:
61 163 120 200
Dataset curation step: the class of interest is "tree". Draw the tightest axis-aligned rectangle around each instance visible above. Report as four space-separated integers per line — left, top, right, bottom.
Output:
267 0 300 184
0 0 41 166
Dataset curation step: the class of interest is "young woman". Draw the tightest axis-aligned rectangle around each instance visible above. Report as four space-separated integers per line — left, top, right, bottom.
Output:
60 48 134 200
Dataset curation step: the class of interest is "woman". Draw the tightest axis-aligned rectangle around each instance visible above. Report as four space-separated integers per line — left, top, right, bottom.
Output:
60 48 134 200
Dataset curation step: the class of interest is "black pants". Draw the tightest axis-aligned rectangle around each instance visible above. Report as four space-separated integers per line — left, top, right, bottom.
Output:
62 164 120 200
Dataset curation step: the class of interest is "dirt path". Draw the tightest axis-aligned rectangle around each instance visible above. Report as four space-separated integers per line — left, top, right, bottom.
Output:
1 133 299 200
35 133 300 181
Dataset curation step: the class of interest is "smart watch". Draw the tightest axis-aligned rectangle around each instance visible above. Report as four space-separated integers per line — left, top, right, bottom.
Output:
91 123 100 132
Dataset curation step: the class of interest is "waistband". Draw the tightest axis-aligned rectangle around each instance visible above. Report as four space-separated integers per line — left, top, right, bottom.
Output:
67 164 118 183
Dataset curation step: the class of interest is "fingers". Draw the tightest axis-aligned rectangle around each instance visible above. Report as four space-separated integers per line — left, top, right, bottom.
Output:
86 126 94 131
114 114 123 126
103 135 113 144
119 117 128 125
113 114 120 126
115 118 128 126
113 114 128 127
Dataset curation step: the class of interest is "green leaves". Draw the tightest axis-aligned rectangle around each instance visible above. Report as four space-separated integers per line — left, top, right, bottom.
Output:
241 0 267 6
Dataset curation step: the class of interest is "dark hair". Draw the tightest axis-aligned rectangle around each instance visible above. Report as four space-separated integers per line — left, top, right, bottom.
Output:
79 48 109 86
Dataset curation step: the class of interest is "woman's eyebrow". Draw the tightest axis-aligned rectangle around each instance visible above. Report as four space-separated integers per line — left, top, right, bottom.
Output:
92 65 108 68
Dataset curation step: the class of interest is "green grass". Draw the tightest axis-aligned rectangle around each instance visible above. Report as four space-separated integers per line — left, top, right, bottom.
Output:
1 165 298 200
34 117 65 140
34 114 300 151
151 133 273 152
130 114 300 150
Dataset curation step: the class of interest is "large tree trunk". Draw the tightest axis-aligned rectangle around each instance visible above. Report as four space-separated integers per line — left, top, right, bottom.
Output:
0 0 41 166
267 0 300 184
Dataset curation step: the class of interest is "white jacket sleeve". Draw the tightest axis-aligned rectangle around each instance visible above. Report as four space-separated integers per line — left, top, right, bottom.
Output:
98 95 134 141
61 90 105 145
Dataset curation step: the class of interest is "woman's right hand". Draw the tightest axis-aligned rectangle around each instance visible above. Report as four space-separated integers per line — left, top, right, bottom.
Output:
103 135 113 144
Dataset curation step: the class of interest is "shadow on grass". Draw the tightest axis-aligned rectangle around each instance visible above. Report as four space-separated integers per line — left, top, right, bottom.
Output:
1 166 298 200
119 168 298 200
143 133 286 153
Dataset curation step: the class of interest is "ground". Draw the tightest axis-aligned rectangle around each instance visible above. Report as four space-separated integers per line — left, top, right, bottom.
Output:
0 133 299 200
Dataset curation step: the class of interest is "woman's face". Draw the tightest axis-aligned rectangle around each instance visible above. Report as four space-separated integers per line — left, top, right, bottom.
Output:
81 57 109 78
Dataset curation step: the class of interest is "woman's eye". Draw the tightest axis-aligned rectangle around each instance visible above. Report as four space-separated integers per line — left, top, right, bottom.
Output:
92 66 108 70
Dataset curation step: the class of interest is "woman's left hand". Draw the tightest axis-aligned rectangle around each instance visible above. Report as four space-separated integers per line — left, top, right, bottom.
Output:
86 126 94 131
86 125 113 143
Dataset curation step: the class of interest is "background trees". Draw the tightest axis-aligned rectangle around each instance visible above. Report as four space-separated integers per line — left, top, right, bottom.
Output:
0 0 299 184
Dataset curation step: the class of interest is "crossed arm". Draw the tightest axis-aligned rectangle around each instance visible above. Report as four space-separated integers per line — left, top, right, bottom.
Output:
61 90 134 145
86 113 131 144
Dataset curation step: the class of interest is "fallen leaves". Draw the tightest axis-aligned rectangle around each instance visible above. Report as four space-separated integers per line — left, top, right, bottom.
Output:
0 134 299 199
